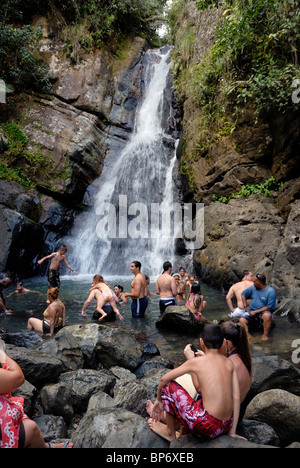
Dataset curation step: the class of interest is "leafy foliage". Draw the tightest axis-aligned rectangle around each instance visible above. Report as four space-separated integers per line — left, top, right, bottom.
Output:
198 0 300 115
171 0 300 117
211 177 284 203
0 122 53 188
0 23 52 92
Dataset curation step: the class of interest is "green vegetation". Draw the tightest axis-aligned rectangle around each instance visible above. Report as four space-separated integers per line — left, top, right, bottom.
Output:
0 0 168 91
168 0 299 190
171 0 300 118
211 176 284 203
58 0 168 62
0 122 54 188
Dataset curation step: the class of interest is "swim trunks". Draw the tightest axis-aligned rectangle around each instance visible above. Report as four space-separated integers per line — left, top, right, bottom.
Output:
161 381 233 440
93 305 116 322
42 319 63 335
159 297 176 314
131 296 148 318
48 269 60 288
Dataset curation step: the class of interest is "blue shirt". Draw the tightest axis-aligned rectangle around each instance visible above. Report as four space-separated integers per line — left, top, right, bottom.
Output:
242 285 276 312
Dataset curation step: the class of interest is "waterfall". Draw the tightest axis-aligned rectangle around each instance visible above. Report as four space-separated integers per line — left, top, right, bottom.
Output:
67 48 182 277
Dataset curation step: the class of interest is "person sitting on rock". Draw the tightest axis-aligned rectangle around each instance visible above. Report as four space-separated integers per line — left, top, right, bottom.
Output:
226 270 254 319
27 287 66 336
185 283 209 323
239 273 276 341
0 342 73 448
147 324 245 442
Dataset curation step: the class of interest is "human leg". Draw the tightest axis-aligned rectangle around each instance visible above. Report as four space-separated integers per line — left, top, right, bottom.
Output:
148 413 178 442
95 295 108 321
27 318 43 333
22 419 73 448
22 419 48 448
261 311 272 341
239 316 252 339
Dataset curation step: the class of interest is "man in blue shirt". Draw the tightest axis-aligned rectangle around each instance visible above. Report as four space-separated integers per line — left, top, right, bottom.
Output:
239 273 276 341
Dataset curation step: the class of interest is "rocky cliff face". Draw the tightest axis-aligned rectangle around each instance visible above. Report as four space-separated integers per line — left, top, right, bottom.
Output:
173 2 300 319
0 23 151 278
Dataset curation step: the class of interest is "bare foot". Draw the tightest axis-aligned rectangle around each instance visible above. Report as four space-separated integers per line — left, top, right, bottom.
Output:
262 334 269 341
81 311 87 317
148 418 176 442
48 441 74 448
146 400 154 417
98 313 107 322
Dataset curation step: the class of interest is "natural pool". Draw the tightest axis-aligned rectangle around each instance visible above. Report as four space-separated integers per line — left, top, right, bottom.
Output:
1 274 299 365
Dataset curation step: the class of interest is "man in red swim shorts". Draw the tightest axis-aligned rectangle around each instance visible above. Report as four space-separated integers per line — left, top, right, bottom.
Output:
148 324 244 442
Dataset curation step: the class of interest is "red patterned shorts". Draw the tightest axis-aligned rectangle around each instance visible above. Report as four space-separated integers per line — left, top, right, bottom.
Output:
161 381 233 440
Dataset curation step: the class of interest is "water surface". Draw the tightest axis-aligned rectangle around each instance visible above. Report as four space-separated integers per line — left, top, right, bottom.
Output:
2 275 299 365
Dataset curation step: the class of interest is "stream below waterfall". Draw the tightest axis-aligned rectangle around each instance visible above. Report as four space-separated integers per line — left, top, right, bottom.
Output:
1 275 300 366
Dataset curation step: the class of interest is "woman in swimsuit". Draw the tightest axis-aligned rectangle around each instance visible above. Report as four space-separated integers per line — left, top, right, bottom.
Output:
114 285 128 303
185 283 209 323
27 287 66 336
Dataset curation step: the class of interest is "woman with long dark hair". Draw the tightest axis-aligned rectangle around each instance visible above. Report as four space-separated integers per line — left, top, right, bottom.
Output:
220 321 252 402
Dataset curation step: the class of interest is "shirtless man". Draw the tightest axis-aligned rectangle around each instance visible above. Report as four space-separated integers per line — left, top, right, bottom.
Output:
226 270 253 319
124 261 148 318
148 324 243 442
0 277 12 315
7 282 42 297
156 261 177 314
38 245 77 288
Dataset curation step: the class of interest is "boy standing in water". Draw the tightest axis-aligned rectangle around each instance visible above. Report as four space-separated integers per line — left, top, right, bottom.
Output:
38 245 77 288
148 324 243 442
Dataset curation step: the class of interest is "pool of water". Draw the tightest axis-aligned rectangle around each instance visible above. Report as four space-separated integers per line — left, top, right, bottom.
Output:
1 274 299 365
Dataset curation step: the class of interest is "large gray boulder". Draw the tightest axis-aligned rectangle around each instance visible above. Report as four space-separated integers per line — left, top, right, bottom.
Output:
72 407 169 449
244 389 300 446
156 305 205 333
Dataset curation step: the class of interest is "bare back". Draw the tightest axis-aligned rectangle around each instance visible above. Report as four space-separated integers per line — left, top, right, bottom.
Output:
229 354 252 402
229 280 253 308
189 354 235 420
156 273 177 298
44 300 65 327
161 352 238 422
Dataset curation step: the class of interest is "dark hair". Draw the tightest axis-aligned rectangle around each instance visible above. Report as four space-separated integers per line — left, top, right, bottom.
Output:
163 261 172 271
201 324 224 350
221 321 252 374
60 244 67 252
132 261 141 270
114 284 123 292
255 273 266 284
242 270 250 277
191 283 201 295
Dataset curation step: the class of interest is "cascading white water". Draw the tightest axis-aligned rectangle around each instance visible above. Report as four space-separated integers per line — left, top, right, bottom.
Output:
67 48 181 276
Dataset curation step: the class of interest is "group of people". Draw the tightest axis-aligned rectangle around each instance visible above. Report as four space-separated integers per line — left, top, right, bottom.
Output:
1 245 277 343
145 267 276 442
0 243 278 447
